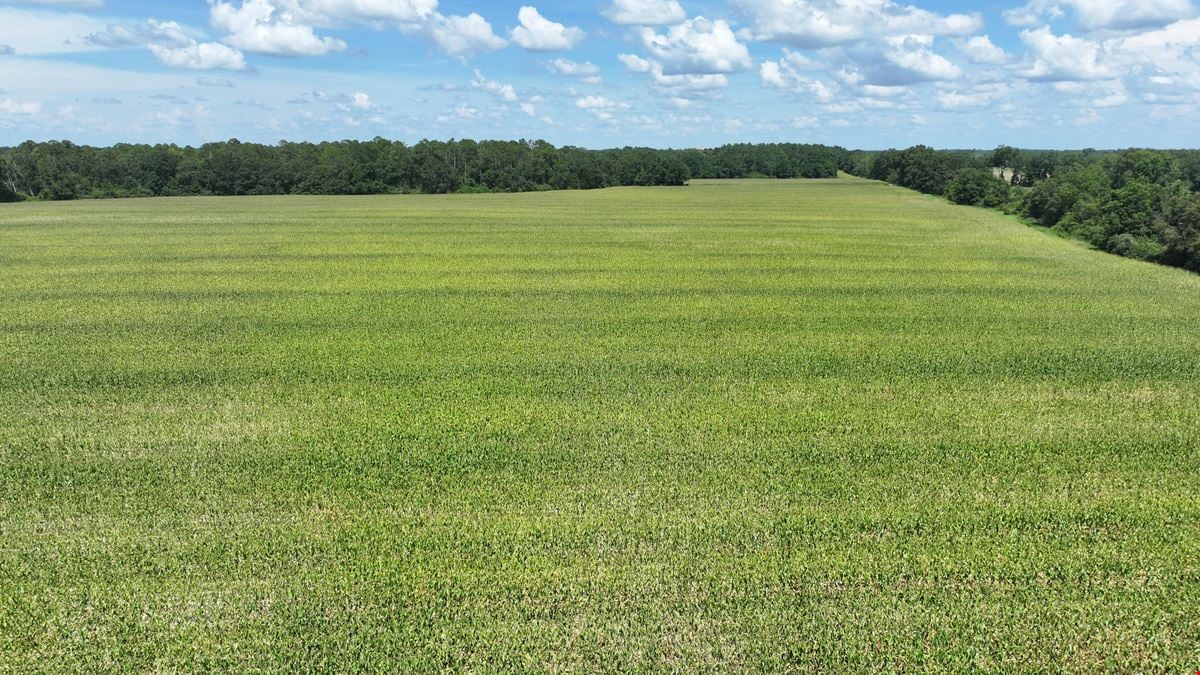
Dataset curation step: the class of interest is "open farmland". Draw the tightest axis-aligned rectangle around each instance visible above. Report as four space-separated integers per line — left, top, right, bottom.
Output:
1 178 1199 670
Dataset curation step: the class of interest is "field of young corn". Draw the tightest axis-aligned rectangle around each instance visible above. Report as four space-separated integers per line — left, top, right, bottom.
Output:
2 178 1198 670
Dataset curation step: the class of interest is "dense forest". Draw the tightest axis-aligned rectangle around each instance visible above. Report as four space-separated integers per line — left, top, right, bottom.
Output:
4 137 1200 274
845 146 1200 274
0 139 843 201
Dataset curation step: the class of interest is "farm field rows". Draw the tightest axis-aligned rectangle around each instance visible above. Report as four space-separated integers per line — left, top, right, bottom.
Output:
1 178 1199 670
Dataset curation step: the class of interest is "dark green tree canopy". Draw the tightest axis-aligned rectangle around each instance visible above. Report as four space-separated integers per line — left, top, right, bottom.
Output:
0 138 847 201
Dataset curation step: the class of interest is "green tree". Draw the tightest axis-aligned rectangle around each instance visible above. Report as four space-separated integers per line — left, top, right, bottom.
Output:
946 168 1010 207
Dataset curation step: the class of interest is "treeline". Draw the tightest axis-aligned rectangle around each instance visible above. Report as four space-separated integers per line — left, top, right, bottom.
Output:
845 146 1200 273
0 139 844 202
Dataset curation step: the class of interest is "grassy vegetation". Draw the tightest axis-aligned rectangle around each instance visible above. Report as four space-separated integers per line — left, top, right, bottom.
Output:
2 177 1199 670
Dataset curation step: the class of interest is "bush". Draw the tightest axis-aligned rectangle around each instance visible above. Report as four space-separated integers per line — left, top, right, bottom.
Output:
1107 234 1166 261
946 168 1010 208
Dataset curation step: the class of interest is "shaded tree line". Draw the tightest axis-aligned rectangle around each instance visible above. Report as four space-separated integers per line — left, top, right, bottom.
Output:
0 139 846 203
844 145 1200 273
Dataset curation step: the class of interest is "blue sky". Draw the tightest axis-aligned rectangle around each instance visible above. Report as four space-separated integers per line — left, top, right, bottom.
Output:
0 0 1198 149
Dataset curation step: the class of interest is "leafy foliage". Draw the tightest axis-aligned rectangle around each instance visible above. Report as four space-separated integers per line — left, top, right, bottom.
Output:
946 168 1010 208
0 139 846 200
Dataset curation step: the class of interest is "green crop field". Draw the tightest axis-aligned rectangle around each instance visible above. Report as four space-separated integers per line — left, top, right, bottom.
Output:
1 178 1199 671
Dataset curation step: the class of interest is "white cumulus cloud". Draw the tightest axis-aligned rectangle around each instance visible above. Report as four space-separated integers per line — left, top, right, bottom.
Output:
732 0 981 49
0 97 42 115
510 6 583 51
575 94 630 120
428 12 506 58
471 69 518 101
210 0 346 56
1019 26 1115 81
619 53 729 92
954 35 1010 64
149 41 246 70
547 58 602 83
208 0 513 61
638 17 752 74
841 34 962 86
1005 0 1197 31
291 0 438 23
86 18 248 70
760 50 840 101
602 0 686 26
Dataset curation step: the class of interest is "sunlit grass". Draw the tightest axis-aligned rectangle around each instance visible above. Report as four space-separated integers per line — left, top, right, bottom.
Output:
1 178 1199 670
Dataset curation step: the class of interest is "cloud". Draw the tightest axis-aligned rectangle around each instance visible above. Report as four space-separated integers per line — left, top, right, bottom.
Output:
207 0 515 62
1091 82 1129 107
1113 17 1200 51
602 0 686 26
760 50 840 101
1019 26 1115 81
760 49 821 88
471 69 518 101
0 7 108 55
427 12 506 58
638 17 752 74
1005 0 1197 31
547 58 602 83
146 103 210 128
149 42 246 70
1001 5 1046 28
619 52 729 92
211 0 437 28
732 0 981 49
651 71 728 92
0 44 12 55
288 0 437 24
0 97 42 115
436 103 479 123
1106 18 1200 76
759 60 786 88
936 88 1007 110
86 18 247 70
330 90 376 115
86 19 192 48
575 94 630 120
843 34 963 86
510 6 583 52
954 35 1010 64
576 95 624 109
619 53 653 72
1 0 103 6
210 0 346 56
197 75 237 87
